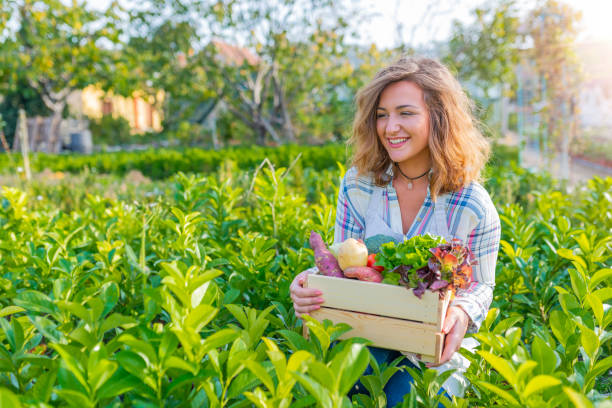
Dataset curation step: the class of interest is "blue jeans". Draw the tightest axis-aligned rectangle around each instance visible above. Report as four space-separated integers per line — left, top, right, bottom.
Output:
348 347 450 407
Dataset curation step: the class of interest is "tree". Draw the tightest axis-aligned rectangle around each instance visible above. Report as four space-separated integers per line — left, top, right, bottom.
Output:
443 0 522 125
196 0 364 145
526 0 582 178
0 0 124 152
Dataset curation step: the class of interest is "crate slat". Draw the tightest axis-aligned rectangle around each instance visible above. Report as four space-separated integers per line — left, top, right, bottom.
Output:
306 274 447 328
310 307 443 363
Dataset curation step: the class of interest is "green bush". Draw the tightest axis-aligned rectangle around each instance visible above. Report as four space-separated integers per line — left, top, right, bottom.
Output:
0 160 609 406
89 114 132 145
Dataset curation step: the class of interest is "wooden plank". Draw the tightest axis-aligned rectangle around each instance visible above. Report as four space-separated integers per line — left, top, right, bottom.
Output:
306 274 445 324
311 307 440 357
434 332 445 363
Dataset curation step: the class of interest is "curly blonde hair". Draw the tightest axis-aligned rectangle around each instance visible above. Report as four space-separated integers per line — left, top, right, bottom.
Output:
349 56 490 200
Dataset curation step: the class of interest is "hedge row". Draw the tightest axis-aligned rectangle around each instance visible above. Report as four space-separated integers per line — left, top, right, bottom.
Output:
1 143 518 179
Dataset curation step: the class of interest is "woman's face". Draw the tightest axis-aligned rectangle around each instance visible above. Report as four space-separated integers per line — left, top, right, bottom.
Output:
376 80 431 168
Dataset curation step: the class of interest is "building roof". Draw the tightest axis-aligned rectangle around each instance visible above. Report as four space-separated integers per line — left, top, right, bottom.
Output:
212 39 260 66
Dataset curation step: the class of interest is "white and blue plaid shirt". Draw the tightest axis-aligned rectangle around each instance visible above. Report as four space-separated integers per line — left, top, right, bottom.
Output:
333 166 501 333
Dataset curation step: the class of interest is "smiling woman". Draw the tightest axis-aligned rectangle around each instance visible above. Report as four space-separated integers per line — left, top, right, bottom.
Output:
290 56 501 402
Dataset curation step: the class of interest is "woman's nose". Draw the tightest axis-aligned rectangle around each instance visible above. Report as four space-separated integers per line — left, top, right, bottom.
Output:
386 116 400 134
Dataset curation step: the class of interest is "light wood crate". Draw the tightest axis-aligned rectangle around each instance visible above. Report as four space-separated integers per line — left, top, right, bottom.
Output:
304 274 451 364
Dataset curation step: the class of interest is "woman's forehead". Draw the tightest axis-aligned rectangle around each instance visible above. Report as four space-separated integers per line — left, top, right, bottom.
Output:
377 81 425 108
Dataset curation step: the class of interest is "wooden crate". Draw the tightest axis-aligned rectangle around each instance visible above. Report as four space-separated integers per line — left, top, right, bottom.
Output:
304 274 451 364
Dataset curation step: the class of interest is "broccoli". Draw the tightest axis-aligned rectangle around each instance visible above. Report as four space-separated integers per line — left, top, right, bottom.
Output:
364 234 398 254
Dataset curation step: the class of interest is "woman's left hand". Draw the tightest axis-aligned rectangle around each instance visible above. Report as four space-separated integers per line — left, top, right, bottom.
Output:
426 305 470 367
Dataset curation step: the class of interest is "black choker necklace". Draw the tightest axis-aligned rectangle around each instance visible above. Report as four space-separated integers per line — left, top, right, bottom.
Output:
394 163 430 190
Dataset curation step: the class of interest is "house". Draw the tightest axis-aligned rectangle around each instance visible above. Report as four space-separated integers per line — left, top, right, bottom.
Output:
66 86 164 133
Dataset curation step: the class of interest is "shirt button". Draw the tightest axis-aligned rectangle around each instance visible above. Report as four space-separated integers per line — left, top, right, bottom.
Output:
417 217 423 221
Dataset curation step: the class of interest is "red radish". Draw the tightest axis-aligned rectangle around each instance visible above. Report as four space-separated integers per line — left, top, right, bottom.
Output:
309 231 344 278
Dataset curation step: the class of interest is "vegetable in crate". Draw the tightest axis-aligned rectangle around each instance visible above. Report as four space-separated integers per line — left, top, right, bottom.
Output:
423 239 475 297
337 238 368 270
375 234 447 286
364 234 398 254
373 234 475 298
343 266 383 282
309 231 344 278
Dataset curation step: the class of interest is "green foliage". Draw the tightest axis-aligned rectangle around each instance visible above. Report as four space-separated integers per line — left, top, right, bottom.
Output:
89 114 132 146
0 146 609 406
444 0 522 123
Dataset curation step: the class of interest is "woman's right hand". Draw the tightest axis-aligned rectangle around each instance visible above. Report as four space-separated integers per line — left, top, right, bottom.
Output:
290 270 324 318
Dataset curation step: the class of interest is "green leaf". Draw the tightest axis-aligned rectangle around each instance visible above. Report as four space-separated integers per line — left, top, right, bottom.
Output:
0 306 25 318
584 355 612 392
96 370 140 399
478 351 517 385
119 334 158 365
201 328 239 354
185 304 218 333
278 329 315 354
88 359 118 393
568 268 588 301
531 336 558 375
100 281 120 318
0 387 22 407
116 350 147 380
549 310 574 348
477 381 519 406
329 343 369 395
304 316 331 353
31 369 57 402
584 293 604 327
589 268 612 290
579 326 600 360
57 301 90 323
55 389 92 407
51 343 88 392
516 360 537 386
563 387 594 408
243 360 275 392
100 313 138 333
14 291 58 315
523 375 561 399
292 371 333 408
165 356 198 375
306 360 334 390
593 288 612 303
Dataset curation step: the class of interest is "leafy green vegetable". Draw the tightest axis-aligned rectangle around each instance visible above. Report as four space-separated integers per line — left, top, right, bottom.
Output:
376 234 447 285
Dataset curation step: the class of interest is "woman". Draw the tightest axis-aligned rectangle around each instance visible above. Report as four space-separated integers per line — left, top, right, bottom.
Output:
289 56 500 402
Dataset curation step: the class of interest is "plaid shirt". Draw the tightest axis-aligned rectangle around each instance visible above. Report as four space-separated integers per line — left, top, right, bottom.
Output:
333 166 501 333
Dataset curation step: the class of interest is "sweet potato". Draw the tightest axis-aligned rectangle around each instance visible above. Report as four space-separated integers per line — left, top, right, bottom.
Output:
309 231 344 278
343 266 383 282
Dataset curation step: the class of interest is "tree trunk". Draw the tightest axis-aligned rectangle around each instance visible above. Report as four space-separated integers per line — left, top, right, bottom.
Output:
47 106 64 153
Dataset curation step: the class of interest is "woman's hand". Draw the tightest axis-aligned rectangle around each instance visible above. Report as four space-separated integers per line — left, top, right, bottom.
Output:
290 270 324 318
426 305 470 367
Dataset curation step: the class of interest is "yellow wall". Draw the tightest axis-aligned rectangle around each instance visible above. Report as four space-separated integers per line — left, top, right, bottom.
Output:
69 86 164 132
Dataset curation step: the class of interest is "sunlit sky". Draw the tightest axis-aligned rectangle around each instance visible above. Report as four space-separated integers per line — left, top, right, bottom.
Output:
360 0 612 47
87 0 612 47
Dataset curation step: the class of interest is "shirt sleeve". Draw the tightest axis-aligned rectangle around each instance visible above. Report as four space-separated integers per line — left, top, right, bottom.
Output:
451 194 500 333
333 169 367 245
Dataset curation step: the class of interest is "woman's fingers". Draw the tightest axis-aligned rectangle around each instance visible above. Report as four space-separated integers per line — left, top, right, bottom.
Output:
294 303 322 317
427 306 469 367
291 292 324 307
290 272 324 318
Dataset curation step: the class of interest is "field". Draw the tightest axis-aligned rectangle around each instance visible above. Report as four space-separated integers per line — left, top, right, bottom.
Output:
0 145 610 407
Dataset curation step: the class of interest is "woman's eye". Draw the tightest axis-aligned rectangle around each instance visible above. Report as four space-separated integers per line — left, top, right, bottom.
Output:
400 112 414 116
376 113 387 119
